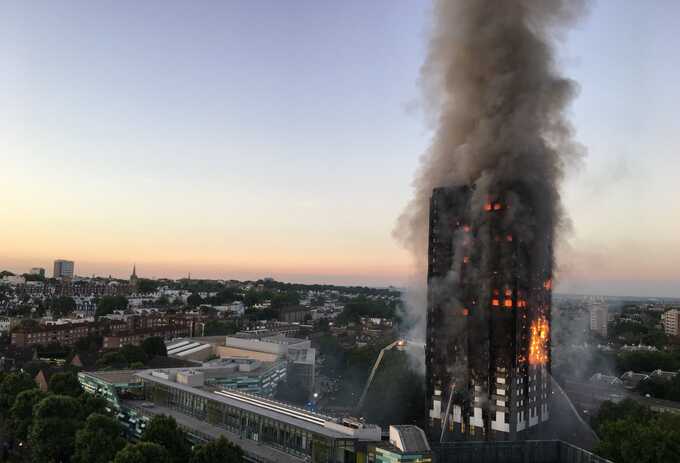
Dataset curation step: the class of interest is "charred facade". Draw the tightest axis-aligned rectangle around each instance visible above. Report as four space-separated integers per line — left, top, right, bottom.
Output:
426 186 552 442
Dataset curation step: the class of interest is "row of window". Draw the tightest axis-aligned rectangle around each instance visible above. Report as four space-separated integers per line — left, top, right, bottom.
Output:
144 382 353 462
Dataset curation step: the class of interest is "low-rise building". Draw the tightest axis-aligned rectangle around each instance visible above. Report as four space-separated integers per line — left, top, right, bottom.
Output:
279 305 311 323
222 335 316 393
0 316 18 334
167 334 317 394
148 358 287 397
34 368 58 393
620 371 649 390
103 325 191 349
589 373 623 386
78 367 383 463
649 369 678 381
370 425 432 463
10 313 199 348
11 321 97 347
1 275 26 285
620 344 658 353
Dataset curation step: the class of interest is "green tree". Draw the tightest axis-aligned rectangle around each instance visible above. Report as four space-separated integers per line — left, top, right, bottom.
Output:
80 394 109 420
270 290 300 309
29 395 83 463
96 351 129 370
592 399 651 432
74 334 103 353
190 436 243 463
48 371 83 397
141 415 191 463
637 373 680 401
593 399 680 463
596 413 680 463
74 413 126 463
207 288 241 305
136 279 159 294
113 442 171 463
51 296 76 318
616 351 680 373
96 296 129 317
0 372 36 417
243 289 273 307
9 389 46 441
141 337 167 358
120 345 149 365
203 320 238 336
187 293 203 307
336 297 396 325
243 307 278 321
22 273 45 282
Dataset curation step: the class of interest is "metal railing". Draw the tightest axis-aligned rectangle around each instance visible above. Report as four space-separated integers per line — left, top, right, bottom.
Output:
432 440 613 463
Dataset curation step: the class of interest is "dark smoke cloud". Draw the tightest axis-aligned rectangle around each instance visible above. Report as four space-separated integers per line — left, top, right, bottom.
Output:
396 0 587 270
394 1 589 357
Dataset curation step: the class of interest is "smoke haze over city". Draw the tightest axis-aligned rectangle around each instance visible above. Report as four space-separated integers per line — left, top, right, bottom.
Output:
3 3 680 463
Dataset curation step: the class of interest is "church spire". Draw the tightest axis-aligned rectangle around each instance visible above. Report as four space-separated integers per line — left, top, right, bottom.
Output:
131 264 137 278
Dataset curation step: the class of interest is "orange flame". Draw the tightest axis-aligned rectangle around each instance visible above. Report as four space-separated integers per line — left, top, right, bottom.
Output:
529 317 549 365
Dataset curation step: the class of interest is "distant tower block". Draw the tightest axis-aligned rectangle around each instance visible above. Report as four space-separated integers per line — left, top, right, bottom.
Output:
426 186 553 442
589 305 608 337
53 260 75 280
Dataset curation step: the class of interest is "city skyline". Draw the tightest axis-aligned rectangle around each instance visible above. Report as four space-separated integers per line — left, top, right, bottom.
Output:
3 0 680 297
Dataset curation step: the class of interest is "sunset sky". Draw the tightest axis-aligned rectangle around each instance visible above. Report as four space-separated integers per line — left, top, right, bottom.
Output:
2 1 679 297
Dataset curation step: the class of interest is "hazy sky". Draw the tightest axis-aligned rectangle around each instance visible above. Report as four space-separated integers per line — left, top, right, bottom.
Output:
2 1 679 297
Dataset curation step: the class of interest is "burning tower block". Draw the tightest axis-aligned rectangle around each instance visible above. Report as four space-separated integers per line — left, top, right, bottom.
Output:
426 186 552 441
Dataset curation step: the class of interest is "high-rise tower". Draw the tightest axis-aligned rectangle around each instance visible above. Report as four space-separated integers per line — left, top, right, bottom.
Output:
426 186 552 442
53 259 75 280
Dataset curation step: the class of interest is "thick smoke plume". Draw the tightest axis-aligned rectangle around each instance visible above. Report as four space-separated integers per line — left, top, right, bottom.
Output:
396 0 587 342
